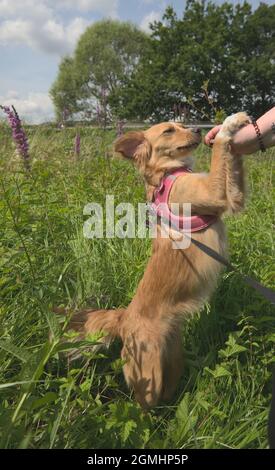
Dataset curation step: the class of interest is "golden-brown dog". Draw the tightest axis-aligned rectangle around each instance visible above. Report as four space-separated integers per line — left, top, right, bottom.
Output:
69 112 249 408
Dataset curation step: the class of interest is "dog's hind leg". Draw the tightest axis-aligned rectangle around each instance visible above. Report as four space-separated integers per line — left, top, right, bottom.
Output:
121 330 164 409
161 333 184 402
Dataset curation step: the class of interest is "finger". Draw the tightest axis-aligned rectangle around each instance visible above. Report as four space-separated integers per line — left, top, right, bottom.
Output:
204 131 214 145
204 125 222 145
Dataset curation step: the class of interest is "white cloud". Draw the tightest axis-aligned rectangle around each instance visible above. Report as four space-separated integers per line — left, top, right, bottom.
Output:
0 0 120 123
53 0 119 16
0 16 89 54
140 10 162 33
4 90 20 99
0 19 31 45
0 0 92 55
68 17 91 46
140 0 157 4
0 91 54 123
0 0 119 16
0 0 51 18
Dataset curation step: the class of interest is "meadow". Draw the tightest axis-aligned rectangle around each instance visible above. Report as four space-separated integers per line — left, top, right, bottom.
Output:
0 124 274 449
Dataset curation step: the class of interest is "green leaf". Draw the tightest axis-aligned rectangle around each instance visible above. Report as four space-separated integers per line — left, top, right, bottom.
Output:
30 392 58 411
0 381 39 390
0 340 31 363
44 310 62 340
121 420 137 443
175 393 198 441
219 333 247 359
205 365 232 379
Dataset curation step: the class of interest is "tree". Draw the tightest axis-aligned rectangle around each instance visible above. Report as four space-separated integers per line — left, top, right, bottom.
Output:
241 2 275 116
50 57 81 122
50 20 149 122
114 1 275 122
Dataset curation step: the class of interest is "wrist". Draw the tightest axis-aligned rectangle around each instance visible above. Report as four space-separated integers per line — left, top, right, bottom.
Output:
230 123 258 155
251 119 266 152
257 114 275 149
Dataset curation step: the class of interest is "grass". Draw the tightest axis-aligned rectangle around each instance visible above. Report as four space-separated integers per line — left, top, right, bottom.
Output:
0 123 274 449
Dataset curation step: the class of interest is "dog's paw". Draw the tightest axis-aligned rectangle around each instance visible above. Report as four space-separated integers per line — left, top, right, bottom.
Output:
219 112 251 140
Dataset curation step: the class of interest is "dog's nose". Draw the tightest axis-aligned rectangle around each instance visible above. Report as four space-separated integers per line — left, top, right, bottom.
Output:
191 127 201 134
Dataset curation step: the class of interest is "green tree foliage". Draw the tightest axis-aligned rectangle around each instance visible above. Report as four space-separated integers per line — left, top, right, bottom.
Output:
112 1 275 122
50 20 149 122
50 57 81 122
50 3 275 123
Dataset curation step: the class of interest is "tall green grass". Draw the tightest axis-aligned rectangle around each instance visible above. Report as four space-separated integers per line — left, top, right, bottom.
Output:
0 125 274 448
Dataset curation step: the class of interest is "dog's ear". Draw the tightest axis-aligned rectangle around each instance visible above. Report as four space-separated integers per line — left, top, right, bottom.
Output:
114 131 151 172
115 131 144 159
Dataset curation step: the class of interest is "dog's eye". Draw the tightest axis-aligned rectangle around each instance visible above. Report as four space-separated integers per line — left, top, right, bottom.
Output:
163 127 175 135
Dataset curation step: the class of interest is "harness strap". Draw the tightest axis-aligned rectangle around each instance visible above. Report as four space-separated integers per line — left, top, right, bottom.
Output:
150 168 275 304
186 234 275 305
152 167 217 233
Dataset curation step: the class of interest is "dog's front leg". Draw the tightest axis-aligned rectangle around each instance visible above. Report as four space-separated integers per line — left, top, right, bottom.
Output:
161 331 184 402
211 112 250 213
170 114 250 215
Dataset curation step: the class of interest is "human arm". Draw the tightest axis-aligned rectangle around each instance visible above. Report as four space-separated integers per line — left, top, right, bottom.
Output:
204 107 275 154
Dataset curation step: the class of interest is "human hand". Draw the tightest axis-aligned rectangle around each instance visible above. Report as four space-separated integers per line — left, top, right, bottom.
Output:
205 121 258 155
204 125 222 146
205 107 275 154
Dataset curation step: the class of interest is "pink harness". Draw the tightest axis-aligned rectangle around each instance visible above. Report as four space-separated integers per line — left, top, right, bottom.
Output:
151 167 217 232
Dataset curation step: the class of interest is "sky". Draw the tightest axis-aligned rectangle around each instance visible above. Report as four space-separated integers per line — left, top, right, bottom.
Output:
0 0 274 123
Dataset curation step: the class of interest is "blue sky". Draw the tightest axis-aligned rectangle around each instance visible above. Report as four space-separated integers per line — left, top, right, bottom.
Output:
0 0 273 123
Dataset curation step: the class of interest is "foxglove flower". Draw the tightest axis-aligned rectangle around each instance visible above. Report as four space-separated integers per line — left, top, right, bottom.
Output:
1 105 30 170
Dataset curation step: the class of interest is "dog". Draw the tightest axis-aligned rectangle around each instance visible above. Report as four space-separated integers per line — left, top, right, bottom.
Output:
68 112 249 408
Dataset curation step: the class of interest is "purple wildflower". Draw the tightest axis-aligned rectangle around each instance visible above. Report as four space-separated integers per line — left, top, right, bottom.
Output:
1 105 30 170
74 132 81 156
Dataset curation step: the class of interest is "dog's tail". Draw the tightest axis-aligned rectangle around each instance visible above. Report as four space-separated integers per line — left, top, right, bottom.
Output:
59 307 125 340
